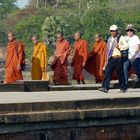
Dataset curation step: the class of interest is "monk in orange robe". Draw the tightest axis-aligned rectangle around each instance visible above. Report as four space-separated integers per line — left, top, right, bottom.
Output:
31 35 48 80
71 32 88 84
4 32 25 84
51 33 70 85
85 33 107 83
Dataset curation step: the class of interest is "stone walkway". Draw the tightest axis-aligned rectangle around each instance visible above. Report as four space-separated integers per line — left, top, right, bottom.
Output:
0 88 139 104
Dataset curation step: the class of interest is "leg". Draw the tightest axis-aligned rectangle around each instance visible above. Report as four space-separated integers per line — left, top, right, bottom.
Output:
133 58 140 81
102 58 115 91
123 59 132 90
116 58 125 91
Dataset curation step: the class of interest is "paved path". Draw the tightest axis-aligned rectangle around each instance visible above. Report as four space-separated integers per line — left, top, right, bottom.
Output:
0 88 139 104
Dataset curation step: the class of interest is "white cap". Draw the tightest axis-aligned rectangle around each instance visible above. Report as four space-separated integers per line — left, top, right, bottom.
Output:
110 25 118 31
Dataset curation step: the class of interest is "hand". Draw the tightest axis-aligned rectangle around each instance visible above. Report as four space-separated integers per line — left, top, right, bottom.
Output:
17 64 21 71
71 59 74 66
131 56 135 61
82 61 86 67
103 63 107 71
42 69 45 73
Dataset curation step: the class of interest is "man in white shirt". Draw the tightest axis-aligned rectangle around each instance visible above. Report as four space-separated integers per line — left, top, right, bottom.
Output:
99 25 128 93
124 24 140 89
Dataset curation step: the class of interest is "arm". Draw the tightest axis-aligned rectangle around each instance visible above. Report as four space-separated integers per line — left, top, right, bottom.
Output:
132 44 140 59
83 41 88 67
118 36 129 50
61 42 70 64
18 43 24 65
17 42 25 71
71 46 76 66
41 44 47 72
131 36 140 60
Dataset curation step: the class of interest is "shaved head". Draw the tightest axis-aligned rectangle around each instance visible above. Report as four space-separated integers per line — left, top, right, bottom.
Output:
95 33 101 39
7 32 16 42
56 32 64 42
32 35 39 40
32 35 39 45
56 32 63 37
95 33 102 42
74 32 81 41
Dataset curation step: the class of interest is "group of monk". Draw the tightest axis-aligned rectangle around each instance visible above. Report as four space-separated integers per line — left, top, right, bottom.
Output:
4 24 140 93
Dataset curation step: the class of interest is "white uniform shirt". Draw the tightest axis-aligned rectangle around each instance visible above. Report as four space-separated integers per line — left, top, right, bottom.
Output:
126 35 140 59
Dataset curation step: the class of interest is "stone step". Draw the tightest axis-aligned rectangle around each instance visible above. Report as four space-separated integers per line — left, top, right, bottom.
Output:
49 80 139 91
0 80 139 92
17 80 49 92
0 80 49 92
0 107 140 124
0 91 139 114
0 83 24 92
0 90 139 135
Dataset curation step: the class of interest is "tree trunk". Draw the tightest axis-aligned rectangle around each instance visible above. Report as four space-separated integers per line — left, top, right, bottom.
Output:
36 0 39 8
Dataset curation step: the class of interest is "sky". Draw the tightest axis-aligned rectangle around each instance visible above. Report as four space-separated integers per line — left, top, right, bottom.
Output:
16 0 29 8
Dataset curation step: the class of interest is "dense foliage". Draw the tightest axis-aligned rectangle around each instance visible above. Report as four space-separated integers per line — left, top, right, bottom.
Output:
0 0 140 60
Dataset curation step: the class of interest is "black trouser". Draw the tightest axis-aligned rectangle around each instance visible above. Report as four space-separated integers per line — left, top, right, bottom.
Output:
102 57 125 91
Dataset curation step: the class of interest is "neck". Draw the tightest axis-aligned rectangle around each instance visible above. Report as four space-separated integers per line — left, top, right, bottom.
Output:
10 38 16 42
129 34 134 37
35 42 39 45
77 38 81 41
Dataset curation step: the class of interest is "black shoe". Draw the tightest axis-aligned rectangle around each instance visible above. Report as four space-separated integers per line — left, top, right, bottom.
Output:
119 89 126 93
98 88 108 93
82 80 86 84
77 80 81 84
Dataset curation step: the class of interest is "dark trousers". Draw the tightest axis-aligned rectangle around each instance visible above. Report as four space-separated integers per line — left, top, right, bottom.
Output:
123 59 132 89
133 58 140 81
123 58 140 89
102 57 125 91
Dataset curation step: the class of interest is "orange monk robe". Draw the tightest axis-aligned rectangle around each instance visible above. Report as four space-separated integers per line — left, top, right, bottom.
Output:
85 40 107 82
71 39 88 81
4 40 24 84
32 42 48 80
51 39 70 85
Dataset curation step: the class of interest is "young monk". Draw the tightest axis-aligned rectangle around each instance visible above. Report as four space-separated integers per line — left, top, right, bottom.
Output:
50 33 70 85
71 32 88 84
31 35 48 80
4 32 25 84
85 33 107 83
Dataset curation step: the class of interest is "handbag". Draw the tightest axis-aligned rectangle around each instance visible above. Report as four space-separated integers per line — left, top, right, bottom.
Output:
117 35 129 61
121 49 129 61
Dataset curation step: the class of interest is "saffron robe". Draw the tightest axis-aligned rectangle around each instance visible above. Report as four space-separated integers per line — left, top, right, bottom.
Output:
51 39 70 85
4 40 24 84
71 39 88 81
85 40 107 82
32 42 48 80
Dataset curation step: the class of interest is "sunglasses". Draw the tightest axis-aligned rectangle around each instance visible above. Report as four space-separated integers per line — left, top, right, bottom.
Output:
126 29 134 32
110 30 117 32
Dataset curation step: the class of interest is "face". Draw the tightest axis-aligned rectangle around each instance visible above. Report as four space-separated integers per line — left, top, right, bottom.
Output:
74 33 80 41
95 35 100 42
32 37 38 45
110 30 117 37
7 33 14 42
56 34 63 42
127 29 134 37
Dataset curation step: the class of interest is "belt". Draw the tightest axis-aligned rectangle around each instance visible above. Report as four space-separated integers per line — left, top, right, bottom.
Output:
111 55 122 59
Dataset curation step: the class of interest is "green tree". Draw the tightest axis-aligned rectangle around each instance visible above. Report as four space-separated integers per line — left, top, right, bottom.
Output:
42 16 70 55
0 0 17 19
0 0 17 43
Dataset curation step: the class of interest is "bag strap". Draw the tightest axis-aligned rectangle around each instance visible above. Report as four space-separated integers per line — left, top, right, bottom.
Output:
117 35 121 44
